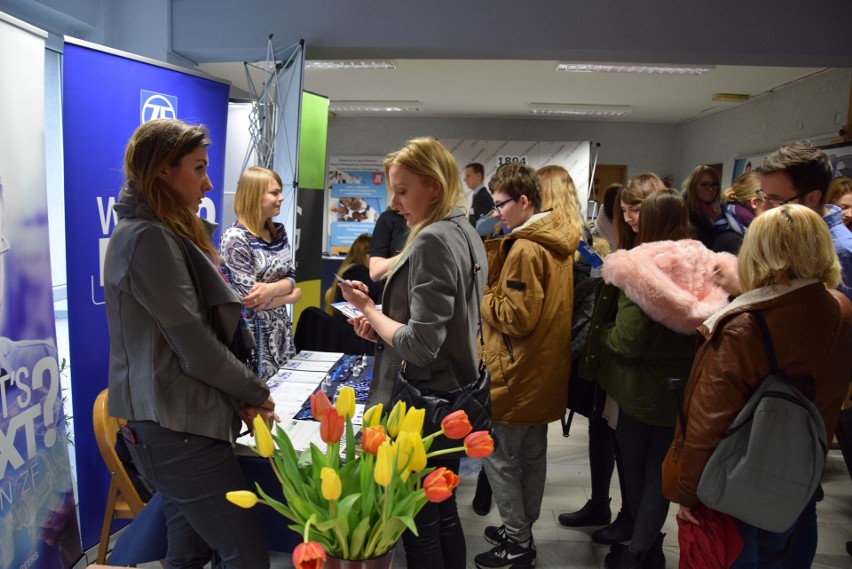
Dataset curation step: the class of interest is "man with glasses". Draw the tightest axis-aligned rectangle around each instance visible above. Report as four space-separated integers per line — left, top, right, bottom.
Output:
756 141 852 300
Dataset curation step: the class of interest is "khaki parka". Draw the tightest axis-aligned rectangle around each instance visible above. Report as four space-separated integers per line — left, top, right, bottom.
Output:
480 211 579 425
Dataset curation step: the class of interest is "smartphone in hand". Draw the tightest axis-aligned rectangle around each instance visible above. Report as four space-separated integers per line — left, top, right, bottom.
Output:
334 273 352 287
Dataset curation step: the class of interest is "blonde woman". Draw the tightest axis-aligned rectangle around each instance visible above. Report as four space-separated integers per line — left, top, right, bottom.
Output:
666 205 852 568
219 167 301 381
683 165 724 248
713 171 766 254
340 137 487 569
324 233 381 314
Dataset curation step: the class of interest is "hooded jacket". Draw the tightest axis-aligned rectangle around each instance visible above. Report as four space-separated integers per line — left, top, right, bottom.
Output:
481 211 578 425
581 239 735 426
664 280 852 507
105 190 270 442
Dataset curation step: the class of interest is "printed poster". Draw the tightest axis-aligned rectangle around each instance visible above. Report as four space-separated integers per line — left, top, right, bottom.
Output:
327 156 387 253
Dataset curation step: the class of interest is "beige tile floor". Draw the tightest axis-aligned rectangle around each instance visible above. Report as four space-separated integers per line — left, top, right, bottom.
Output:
125 415 852 568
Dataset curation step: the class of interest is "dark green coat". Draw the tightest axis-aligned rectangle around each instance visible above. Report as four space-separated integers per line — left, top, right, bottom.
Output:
579 283 695 427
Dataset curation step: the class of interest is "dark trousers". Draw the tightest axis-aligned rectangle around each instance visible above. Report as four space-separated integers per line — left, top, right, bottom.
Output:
402 457 465 569
731 495 818 568
614 412 673 554
125 421 270 569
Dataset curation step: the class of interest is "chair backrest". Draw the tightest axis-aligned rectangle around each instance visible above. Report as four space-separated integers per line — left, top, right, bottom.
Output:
92 388 146 515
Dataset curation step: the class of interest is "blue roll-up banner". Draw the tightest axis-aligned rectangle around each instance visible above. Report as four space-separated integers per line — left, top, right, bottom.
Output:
62 39 229 549
1 12 83 569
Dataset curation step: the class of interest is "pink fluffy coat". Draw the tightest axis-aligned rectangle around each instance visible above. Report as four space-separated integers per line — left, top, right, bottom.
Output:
601 239 737 335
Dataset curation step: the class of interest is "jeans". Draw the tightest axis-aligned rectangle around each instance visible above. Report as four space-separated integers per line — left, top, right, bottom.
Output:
124 421 270 569
402 457 465 569
730 495 818 569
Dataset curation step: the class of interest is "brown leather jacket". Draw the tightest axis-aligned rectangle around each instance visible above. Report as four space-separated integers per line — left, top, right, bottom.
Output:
665 280 852 507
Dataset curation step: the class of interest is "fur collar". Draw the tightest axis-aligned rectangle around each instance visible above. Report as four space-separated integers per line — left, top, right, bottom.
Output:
602 239 736 334
702 278 820 334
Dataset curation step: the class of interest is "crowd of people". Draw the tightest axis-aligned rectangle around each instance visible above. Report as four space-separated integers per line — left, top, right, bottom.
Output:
104 118 852 569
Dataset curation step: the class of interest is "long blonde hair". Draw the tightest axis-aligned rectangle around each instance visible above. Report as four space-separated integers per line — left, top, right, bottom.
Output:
324 233 371 314
738 204 840 291
536 165 585 243
385 138 465 268
122 118 215 259
234 166 282 238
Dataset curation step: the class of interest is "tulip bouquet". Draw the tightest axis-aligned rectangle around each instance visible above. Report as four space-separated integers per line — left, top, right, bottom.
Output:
226 386 494 568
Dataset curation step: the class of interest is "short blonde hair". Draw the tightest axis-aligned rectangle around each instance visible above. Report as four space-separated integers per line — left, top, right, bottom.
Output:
722 171 762 206
536 165 585 242
384 137 464 259
233 167 282 238
738 204 840 291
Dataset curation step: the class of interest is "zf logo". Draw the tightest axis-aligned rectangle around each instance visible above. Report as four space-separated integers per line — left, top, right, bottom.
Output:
140 90 178 123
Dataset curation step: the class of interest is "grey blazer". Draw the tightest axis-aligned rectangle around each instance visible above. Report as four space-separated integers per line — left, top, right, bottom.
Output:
105 194 270 442
369 208 487 408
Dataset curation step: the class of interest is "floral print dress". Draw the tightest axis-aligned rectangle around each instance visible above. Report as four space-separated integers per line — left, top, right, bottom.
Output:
219 222 296 381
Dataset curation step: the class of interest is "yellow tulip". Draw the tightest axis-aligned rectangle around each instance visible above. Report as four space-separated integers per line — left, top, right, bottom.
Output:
374 441 393 487
408 432 427 472
253 414 274 458
387 400 407 438
362 403 383 428
395 431 414 473
335 386 356 419
226 490 258 509
320 467 342 501
399 407 425 434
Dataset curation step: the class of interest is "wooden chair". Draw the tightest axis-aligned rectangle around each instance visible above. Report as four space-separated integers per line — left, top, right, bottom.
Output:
93 388 147 564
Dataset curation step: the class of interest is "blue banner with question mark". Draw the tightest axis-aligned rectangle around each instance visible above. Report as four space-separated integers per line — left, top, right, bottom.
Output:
0 11 82 569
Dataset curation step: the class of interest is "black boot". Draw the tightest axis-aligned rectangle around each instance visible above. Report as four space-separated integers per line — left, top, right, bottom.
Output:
604 544 642 569
472 467 492 516
592 508 634 545
557 498 611 527
641 533 665 569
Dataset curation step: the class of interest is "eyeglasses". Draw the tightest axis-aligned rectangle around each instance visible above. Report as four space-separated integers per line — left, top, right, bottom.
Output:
760 189 810 206
697 182 721 191
492 196 517 214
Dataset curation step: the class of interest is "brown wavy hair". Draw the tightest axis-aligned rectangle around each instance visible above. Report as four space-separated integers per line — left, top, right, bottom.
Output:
615 173 665 250
122 118 215 259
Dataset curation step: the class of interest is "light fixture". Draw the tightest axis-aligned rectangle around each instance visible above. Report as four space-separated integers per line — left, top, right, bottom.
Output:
556 62 714 75
712 92 751 103
529 103 632 117
305 60 396 70
329 100 421 113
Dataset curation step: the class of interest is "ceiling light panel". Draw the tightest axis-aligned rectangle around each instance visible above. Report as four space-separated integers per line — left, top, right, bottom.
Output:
329 101 421 113
306 60 397 70
556 63 714 75
528 103 632 117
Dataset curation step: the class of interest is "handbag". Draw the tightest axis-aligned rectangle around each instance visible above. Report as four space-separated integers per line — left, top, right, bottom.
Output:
391 219 492 451
229 311 260 373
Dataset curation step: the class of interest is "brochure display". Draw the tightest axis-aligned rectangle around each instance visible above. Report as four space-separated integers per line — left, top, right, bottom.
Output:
62 39 230 548
0 12 82 569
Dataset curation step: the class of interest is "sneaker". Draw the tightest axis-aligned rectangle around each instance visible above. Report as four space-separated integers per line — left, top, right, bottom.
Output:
474 537 536 569
484 524 508 545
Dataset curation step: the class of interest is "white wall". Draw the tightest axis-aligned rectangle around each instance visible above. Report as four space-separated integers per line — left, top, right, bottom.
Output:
327 117 680 181
677 68 852 185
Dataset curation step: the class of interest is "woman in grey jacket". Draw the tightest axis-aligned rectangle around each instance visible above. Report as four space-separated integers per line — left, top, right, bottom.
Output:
104 119 275 568
341 137 487 569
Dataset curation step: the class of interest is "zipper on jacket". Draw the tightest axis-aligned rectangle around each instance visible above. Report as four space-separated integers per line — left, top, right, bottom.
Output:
502 334 515 363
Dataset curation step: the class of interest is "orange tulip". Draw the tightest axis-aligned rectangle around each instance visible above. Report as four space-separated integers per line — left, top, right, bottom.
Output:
423 467 459 503
440 410 473 439
310 391 333 420
319 408 345 444
463 431 494 458
292 540 326 569
361 425 387 455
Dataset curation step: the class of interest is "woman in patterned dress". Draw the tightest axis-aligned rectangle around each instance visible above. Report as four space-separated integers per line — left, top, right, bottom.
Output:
219 167 301 381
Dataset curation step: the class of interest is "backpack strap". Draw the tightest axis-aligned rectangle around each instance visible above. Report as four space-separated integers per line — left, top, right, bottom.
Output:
751 311 779 374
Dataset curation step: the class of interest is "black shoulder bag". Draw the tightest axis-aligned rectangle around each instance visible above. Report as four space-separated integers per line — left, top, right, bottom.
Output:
390 220 492 448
